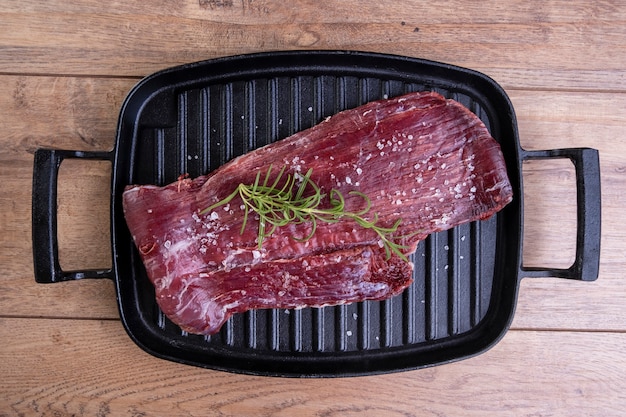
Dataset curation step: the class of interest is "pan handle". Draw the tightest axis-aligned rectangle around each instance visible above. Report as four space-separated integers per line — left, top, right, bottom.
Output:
32 148 114 283
520 147 600 281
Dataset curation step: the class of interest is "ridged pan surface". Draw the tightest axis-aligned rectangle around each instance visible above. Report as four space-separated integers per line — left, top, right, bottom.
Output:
110 51 522 376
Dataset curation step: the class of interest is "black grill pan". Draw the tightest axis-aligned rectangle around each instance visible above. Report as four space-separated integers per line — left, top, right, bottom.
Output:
32 51 601 377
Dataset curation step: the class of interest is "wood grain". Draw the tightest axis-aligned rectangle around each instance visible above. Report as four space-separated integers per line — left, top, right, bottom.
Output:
1 0 624 414
57 159 112 272
0 75 133 154
1 318 624 417
1 1 625 90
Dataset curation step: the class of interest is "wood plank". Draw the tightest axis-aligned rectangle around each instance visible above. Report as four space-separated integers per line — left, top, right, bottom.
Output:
5 0 626 24
1 317 624 416
1 1 625 89
0 75 134 154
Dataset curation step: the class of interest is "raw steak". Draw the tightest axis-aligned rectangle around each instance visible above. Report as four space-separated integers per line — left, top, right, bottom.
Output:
123 91 513 335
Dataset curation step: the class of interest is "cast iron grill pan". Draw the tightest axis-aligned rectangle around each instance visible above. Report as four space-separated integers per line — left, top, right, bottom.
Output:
32 51 601 377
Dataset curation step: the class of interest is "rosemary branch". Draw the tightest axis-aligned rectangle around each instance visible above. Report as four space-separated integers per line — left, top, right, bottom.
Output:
200 165 411 261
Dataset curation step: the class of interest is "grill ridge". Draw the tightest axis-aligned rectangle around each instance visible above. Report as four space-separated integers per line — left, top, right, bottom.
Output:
136 73 497 355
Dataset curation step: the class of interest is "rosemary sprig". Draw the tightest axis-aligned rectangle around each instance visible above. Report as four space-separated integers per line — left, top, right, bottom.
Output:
200 165 412 262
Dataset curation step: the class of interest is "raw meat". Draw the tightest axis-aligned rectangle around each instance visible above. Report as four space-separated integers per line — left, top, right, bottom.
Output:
122 91 513 335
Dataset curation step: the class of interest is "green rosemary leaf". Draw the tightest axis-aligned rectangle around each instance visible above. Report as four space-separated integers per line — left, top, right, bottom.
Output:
294 168 313 201
240 198 250 234
199 187 239 215
348 190 372 216
199 166 409 261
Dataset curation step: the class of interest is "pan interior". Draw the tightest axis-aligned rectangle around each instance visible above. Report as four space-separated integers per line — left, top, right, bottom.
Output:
112 53 518 376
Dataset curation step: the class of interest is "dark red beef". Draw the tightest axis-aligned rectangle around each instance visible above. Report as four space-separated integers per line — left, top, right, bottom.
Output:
123 91 513 335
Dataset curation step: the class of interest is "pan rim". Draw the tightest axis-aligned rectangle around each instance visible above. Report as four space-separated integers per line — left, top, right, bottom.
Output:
109 50 523 377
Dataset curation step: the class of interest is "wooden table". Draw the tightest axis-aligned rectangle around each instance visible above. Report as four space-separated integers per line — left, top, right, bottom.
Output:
2 1 625 415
